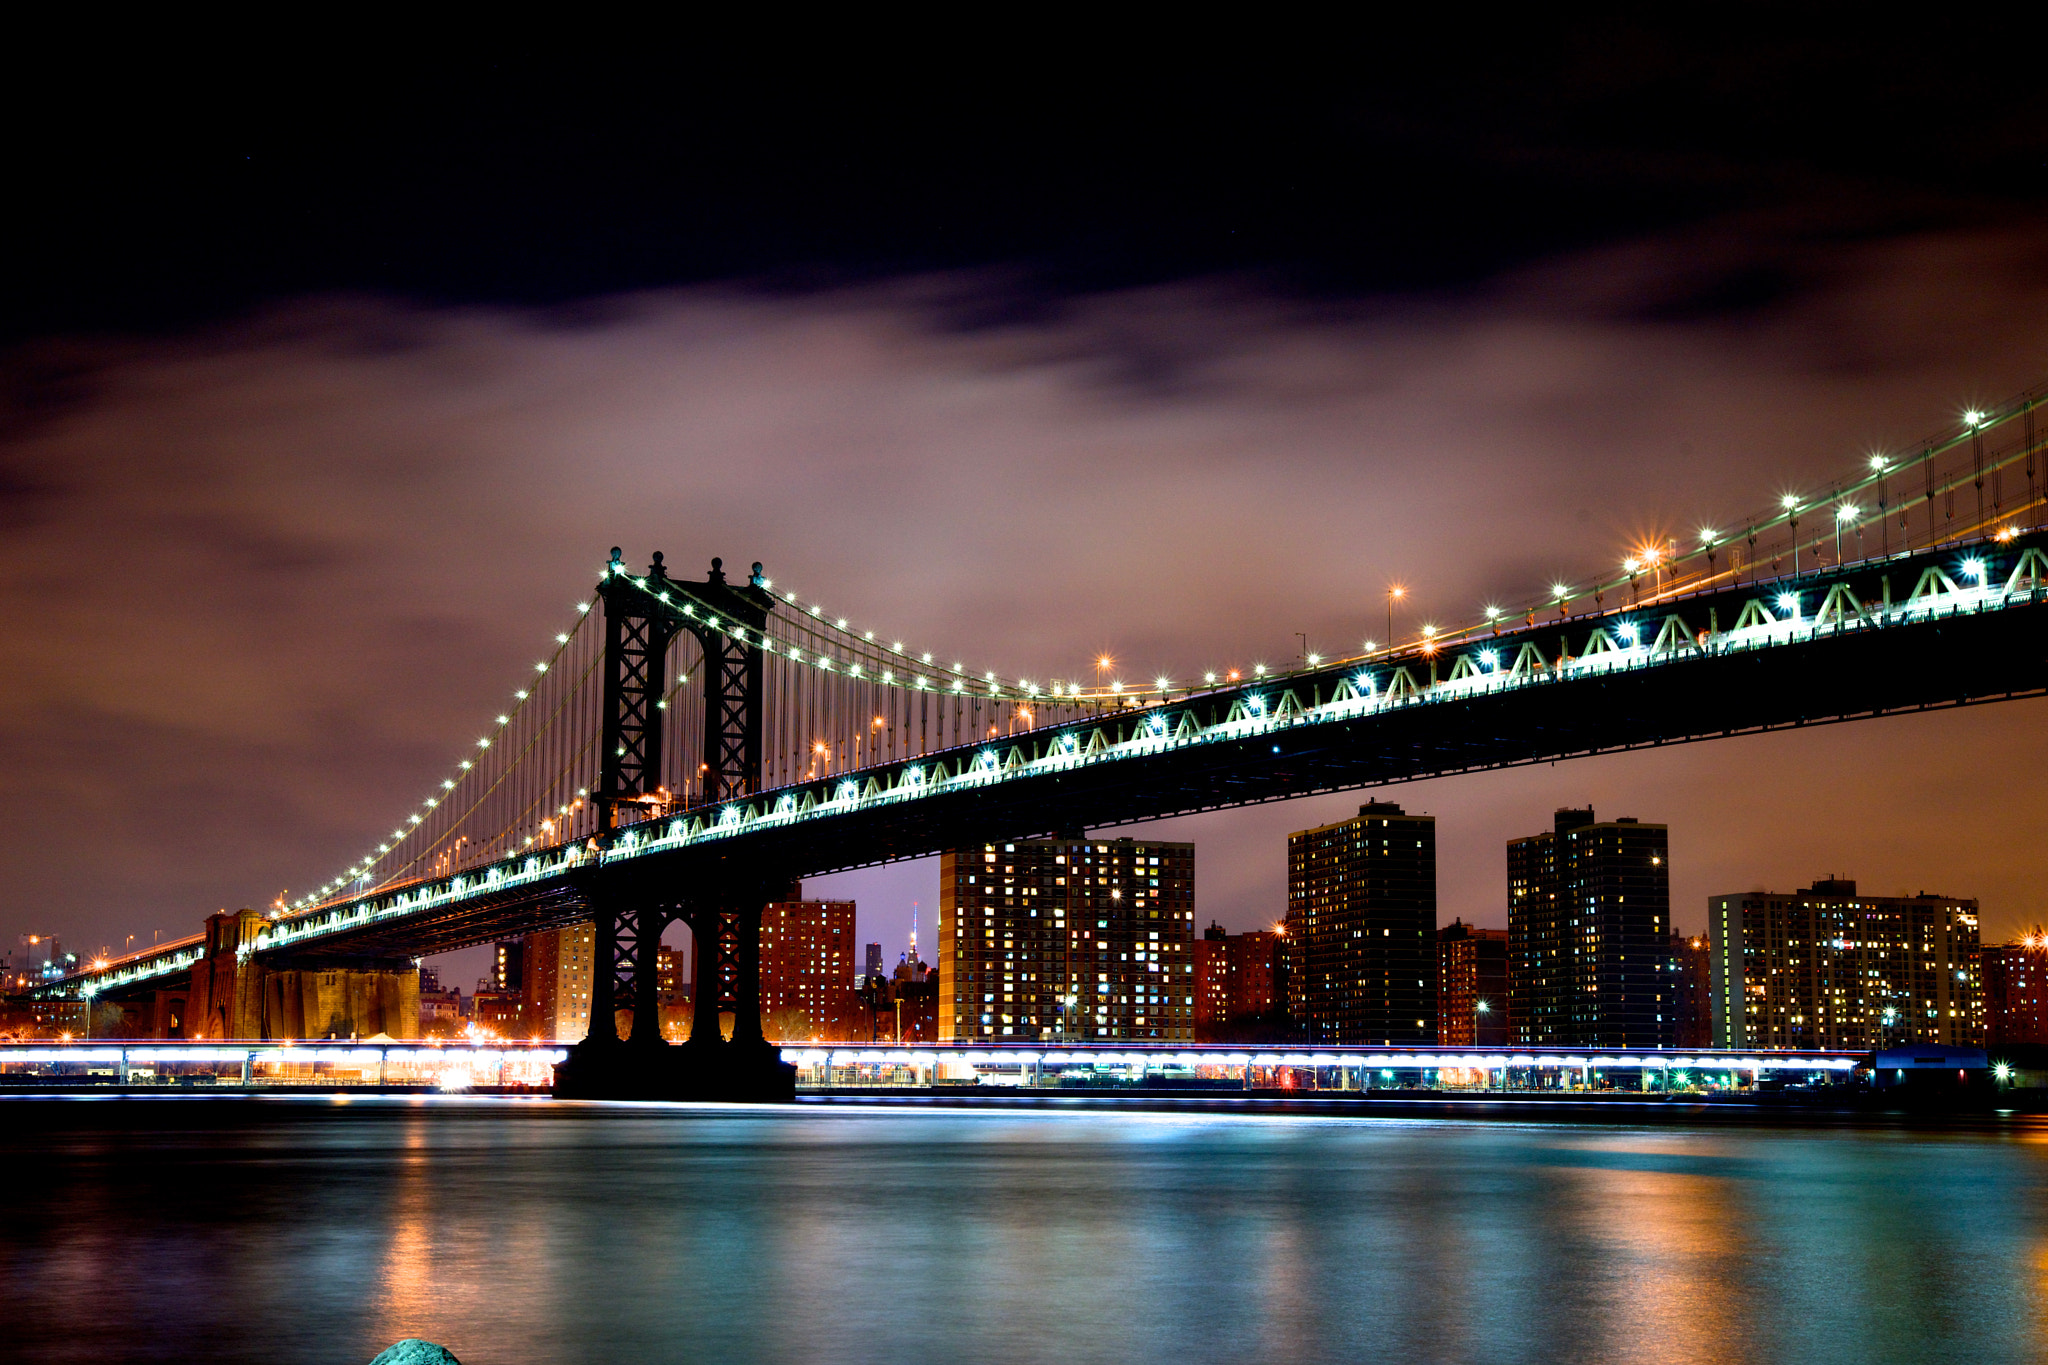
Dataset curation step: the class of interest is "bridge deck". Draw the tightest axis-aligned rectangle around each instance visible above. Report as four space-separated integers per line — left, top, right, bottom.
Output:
51 531 2048 997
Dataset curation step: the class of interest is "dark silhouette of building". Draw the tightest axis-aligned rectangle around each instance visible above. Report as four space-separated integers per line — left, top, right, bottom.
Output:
939 837 1194 1042
492 940 524 994
1710 880 1983 1049
1437 920 1508 1046
1287 802 1437 1045
1507 808 1672 1048
1670 933 1713 1048
1985 932 2048 1048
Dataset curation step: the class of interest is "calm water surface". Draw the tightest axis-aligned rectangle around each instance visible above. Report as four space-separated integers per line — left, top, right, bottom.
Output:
3 1095 2044 1364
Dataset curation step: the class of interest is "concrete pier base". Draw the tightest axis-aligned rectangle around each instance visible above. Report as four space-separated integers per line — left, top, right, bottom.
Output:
552 1040 796 1102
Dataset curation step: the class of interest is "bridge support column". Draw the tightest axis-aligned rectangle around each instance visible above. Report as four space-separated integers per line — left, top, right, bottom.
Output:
554 873 794 1102
586 910 621 1046
630 904 667 1047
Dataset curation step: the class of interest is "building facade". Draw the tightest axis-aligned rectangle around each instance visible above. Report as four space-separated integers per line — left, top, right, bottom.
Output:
759 899 856 1041
521 922 596 1042
1194 924 1286 1036
939 836 1195 1042
1671 933 1713 1048
1437 920 1508 1047
1984 933 2048 1048
1707 880 1983 1050
1507 808 1672 1048
1286 802 1437 1045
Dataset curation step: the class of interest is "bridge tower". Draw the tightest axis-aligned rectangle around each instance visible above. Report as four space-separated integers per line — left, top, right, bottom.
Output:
556 549 797 1101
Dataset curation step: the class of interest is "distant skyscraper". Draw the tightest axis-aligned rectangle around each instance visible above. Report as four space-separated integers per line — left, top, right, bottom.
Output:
939 836 1195 1042
865 942 885 982
1437 920 1508 1047
1507 808 1671 1048
1984 932 2048 1048
759 899 857 1041
1710 880 1982 1049
1286 802 1437 1045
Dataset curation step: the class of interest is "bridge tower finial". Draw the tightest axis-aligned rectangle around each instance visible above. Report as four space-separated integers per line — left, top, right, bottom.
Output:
708 556 726 585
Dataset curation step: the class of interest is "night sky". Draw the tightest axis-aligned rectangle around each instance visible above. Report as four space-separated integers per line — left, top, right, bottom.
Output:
5 22 2048 980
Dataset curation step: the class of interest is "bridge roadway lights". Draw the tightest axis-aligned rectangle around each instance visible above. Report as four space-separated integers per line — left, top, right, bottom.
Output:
553 1036 796 1102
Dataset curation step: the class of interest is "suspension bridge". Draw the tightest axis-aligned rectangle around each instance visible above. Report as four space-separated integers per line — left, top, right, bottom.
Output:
34 386 2048 1098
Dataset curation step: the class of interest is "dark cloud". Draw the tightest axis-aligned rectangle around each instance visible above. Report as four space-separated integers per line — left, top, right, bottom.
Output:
3 218 2047 970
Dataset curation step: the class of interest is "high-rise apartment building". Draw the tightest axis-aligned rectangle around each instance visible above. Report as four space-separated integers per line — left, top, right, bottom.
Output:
1437 920 1508 1047
1194 923 1285 1035
1286 802 1437 1045
939 836 1195 1043
759 898 856 1041
522 922 596 1042
1984 933 2048 1047
1507 808 1671 1048
1708 880 1982 1049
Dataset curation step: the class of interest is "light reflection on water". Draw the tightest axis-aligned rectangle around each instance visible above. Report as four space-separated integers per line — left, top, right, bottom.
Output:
3 1097 2045 1365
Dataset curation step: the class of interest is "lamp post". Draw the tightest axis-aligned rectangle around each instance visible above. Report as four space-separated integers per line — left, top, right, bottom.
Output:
1387 585 1405 651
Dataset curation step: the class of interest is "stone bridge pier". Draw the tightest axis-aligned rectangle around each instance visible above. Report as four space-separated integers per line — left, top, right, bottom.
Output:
180 909 421 1041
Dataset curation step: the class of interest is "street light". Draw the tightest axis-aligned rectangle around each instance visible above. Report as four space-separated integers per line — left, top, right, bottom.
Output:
1387 585 1405 650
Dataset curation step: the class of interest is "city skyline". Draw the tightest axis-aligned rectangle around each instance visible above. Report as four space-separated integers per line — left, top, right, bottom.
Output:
8 25 2048 1365
3 22 2045 1009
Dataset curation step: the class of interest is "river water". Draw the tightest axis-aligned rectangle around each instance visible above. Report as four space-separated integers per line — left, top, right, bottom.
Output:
3 1095 2043 1364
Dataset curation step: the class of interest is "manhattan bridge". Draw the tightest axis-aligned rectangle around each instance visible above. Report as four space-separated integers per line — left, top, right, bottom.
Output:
37 386 2048 1098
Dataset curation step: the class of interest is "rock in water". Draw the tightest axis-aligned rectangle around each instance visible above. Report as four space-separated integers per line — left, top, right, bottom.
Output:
369 1342 461 1365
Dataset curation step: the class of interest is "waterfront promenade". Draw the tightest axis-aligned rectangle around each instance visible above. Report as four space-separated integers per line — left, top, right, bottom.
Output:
0 1039 1861 1096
